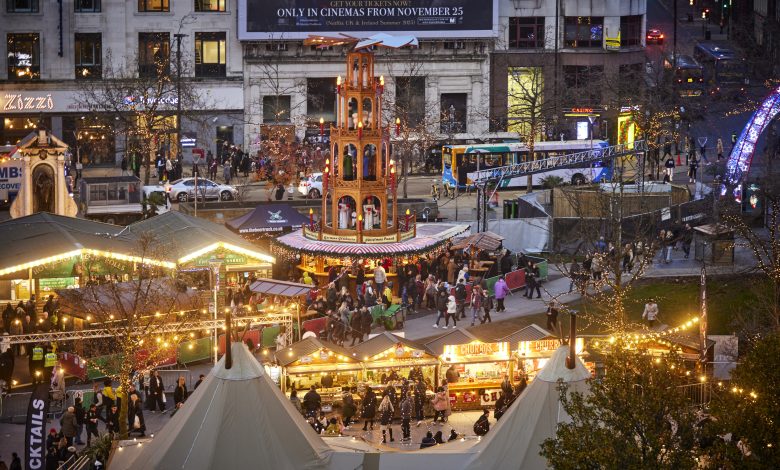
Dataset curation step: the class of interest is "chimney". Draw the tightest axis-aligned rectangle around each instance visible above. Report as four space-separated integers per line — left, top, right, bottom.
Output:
225 309 233 370
565 312 577 370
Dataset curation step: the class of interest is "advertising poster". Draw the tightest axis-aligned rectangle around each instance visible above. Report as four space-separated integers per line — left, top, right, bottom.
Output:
240 0 496 40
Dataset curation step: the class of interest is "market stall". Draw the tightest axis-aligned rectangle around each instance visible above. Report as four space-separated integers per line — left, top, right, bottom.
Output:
438 337 516 411
275 337 362 401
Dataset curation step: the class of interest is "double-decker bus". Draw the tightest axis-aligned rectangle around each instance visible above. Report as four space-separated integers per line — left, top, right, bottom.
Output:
693 42 748 95
441 139 615 191
663 53 705 97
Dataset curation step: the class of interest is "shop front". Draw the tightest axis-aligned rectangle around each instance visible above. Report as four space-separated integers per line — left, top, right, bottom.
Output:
439 340 515 411
517 337 589 381
275 337 362 397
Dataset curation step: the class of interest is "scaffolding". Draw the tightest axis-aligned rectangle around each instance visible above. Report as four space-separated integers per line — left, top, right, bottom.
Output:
0 313 294 345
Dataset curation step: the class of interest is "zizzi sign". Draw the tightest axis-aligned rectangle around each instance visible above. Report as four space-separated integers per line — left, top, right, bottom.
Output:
3 93 54 111
240 0 497 40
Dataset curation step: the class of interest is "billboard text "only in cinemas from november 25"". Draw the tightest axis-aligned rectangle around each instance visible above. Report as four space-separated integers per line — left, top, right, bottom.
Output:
239 0 496 40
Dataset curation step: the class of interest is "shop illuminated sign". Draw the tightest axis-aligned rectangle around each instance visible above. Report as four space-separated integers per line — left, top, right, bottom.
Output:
3 93 54 111
444 341 509 360
518 338 584 357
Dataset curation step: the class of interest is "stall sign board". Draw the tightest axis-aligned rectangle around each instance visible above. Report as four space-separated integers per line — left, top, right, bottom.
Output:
322 233 358 243
300 355 313 364
518 337 584 358
192 252 249 267
446 341 509 361
39 277 78 292
462 391 476 403
363 234 399 244
480 389 501 406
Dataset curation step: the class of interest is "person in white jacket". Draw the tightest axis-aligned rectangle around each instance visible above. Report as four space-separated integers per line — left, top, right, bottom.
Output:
642 300 659 327
445 294 457 329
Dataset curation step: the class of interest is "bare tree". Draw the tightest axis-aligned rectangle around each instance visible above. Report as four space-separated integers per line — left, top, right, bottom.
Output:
57 235 203 439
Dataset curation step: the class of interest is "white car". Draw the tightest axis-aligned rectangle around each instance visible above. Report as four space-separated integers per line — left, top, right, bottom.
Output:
298 173 323 198
161 178 238 203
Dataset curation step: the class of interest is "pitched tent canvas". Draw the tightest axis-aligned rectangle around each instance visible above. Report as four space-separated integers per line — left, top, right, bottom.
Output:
227 204 311 234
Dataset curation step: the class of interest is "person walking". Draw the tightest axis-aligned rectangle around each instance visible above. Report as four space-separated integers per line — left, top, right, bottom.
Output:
642 299 659 327
431 386 448 424
433 283 447 328
342 390 356 427
59 406 78 446
481 288 493 323
414 379 426 426
101 379 116 422
378 394 395 443
222 160 232 185
85 404 99 446
494 276 509 312
546 301 559 334
373 264 387 295
361 387 377 431
664 155 675 183
289 389 303 415
681 223 693 259
621 243 635 273
445 293 457 329
399 393 412 441
717 137 724 161
454 278 467 320
525 262 542 299
173 376 188 412
127 393 146 437
148 370 165 413
73 397 85 445
470 284 483 326
688 156 699 183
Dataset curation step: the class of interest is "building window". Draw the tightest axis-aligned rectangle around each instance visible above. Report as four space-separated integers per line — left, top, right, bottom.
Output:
138 32 170 77
194 32 226 77
138 0 168 12
508 17 545 49
263 96 291 123
507 67 544 135
75 33 102 79
7 0 38 13
195 0 225 12
307 78 336 123
620 15 642 47
395 77 425 127
7 33 40 80
564 65 604 106
440 93 467 134
75 0 100 12
564 17 604 48
443 41 465 50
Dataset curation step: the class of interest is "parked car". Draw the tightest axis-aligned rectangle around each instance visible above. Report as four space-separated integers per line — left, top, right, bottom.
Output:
298 173 323 198
160 178 238 203
647 28 664 44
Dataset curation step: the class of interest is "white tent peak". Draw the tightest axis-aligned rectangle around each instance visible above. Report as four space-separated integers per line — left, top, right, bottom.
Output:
535 345 591 383
213 342 264 381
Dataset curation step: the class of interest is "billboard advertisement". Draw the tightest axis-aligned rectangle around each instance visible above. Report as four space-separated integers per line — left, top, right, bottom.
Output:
238 0 497 40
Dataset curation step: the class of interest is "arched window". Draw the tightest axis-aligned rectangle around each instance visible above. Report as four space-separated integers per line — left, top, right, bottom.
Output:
362 144 377 181
362 97 373 129
362 196 381 230
338 195 357 229
348 98 358 130
331 143 339 177
342 143 357 181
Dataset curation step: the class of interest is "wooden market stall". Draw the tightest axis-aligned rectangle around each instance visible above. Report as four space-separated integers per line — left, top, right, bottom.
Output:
508 325 586 381
275 337 362 402
432 330 516 411
351 332 439 389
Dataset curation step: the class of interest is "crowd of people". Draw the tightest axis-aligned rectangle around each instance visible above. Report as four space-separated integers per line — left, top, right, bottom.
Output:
288 366 530 448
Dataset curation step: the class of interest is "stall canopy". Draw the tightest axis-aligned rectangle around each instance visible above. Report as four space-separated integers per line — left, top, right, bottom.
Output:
352 332 433 362
227 204 310 234
424 329 480 356
450 231 504 252
500 324 554 345
275 337 360 369
128 211 275 267
250 278 312 298
0 212 173 279
109 342 339 470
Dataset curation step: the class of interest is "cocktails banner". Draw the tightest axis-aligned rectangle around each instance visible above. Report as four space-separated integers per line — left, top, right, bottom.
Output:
240 0 497 40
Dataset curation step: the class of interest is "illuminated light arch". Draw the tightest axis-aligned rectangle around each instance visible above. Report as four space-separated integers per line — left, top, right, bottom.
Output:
727 85 780 188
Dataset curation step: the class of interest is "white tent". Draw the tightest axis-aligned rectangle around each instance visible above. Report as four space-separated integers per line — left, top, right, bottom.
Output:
109 342 345 470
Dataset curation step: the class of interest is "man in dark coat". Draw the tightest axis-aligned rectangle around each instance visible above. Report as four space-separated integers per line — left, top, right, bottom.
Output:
473 408 490 436
302 385 321 418
360 307 373 339
148 370 165 412
361 387 377 431
349 310 363 346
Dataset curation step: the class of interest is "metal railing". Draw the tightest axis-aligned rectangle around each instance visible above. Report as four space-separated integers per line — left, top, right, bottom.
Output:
677 382 713 406
467 140 648 184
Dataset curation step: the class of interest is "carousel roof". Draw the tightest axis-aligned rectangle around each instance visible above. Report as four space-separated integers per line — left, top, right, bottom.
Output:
272 223 469 258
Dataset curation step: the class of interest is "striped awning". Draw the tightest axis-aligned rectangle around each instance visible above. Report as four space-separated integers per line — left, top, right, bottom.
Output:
272 223 469 258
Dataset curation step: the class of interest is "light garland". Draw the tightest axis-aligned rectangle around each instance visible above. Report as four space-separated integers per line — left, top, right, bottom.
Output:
0 248 176 277
592 317 701 349
177 241 275 265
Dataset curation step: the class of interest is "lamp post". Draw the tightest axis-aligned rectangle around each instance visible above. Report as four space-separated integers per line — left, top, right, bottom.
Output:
208 258 222 365
587 114 597 155
174 33 187 163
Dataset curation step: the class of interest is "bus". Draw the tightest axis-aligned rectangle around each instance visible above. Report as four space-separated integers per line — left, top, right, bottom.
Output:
692 42 748 95
662 53 705 97
442 139 616 191
0 145 22 206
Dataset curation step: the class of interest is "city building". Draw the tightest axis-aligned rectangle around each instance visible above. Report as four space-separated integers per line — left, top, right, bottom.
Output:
491 0 647 142
751 0 780 77
0 0 243 165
